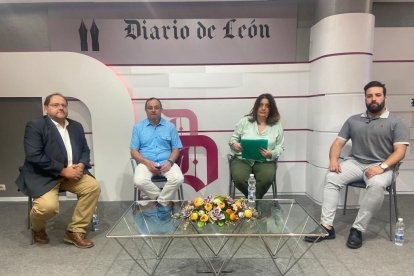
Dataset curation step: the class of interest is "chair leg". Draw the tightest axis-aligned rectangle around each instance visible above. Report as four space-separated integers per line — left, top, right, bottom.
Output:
389 189 393 241
343 186 349 215
393 187 399 221
178 185 184 200
134 186 138 202
28 196 34 245
28 196 32 230
272 180 277 200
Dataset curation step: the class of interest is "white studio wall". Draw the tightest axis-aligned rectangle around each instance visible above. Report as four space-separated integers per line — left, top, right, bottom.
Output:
119 63 311 200
373 27 414 193
1 13 413 202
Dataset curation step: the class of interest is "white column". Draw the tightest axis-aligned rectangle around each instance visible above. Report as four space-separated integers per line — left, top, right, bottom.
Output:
307 13 374 205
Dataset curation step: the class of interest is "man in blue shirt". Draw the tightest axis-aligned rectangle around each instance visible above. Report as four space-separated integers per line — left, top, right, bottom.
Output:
130 98 184 202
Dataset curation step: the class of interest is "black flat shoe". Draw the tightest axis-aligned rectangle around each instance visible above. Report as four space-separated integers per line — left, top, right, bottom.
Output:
304 225 335 243
346 227 362 249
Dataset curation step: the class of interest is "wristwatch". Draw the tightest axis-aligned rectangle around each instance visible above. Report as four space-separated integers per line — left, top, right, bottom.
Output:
379 163 389 171
167 159 174 166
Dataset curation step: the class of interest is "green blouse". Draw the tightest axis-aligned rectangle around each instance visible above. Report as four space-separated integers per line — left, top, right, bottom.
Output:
229 116 285 164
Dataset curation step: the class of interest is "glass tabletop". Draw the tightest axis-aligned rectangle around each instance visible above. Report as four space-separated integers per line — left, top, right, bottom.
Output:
106 199 327 239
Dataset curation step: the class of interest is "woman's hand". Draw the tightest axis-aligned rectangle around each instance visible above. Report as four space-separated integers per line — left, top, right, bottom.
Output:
259 148 272 159
231 142 243 152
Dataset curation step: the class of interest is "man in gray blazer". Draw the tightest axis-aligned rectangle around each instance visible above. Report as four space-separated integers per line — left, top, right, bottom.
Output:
16 93 100 248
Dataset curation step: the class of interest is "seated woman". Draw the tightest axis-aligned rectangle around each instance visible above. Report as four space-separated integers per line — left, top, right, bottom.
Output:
229 93 285 199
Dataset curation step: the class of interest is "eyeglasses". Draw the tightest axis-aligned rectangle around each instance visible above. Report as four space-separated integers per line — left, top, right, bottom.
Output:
48 103 68 108
146 106 161 111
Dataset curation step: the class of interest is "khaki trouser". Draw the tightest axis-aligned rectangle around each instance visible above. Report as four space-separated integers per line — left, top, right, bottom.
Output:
30 174 100 233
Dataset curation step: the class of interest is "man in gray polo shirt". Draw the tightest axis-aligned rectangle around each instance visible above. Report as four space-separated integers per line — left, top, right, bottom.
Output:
305 81 410 249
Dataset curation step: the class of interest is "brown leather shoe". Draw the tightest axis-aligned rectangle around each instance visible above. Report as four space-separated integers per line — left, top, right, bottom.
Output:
32 229 49 244
64 231 94 249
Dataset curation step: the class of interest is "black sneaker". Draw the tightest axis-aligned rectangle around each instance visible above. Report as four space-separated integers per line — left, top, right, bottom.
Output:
346 227 362 249
304 224 336 243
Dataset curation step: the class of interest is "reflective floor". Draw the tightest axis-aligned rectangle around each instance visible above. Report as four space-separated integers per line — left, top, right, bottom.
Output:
1 195 413 275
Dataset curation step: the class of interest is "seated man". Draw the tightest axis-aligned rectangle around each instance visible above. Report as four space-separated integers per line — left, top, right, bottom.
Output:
16 93 101 248
305 81 409 249
130 97 184 203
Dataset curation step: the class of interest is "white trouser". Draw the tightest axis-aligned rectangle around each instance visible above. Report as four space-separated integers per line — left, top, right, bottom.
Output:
134 163 184 201
321 159 393 232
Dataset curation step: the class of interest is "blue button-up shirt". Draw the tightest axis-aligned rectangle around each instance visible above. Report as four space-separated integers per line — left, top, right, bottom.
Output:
130 118 183 164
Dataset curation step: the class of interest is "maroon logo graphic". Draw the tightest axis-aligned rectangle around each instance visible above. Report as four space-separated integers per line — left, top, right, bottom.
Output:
163 109 219 191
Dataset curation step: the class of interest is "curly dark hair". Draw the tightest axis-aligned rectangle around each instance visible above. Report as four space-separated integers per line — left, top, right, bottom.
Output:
247 93 280 125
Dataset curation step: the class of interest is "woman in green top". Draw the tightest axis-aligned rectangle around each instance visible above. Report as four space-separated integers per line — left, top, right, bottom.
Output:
229 93 285 199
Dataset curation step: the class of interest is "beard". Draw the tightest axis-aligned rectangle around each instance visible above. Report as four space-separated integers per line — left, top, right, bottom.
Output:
366 100 385 113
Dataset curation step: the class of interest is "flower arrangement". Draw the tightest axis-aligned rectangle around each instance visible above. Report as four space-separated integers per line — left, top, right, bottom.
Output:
179 195 256 229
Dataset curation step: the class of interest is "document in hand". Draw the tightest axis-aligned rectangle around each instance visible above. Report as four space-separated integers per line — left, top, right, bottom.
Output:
240 139 268 161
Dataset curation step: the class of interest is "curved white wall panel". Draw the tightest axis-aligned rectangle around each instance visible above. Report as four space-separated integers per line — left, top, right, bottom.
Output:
0 52 134 201
309 13 374 61
309 55 372 95
308 94 366 132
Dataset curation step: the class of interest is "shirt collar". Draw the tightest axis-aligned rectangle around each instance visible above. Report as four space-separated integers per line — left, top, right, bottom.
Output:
361 108 389 119
144 117 165 126
50 118 69 128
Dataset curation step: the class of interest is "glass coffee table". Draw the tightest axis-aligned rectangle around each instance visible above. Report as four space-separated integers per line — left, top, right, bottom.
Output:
106 199 326 276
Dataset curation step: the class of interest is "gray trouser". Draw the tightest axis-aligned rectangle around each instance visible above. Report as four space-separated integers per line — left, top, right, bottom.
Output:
321 159 393 232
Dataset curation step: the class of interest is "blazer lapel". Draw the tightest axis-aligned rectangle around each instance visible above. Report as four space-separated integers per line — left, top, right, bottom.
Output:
45 116 68 165
67 122 79 163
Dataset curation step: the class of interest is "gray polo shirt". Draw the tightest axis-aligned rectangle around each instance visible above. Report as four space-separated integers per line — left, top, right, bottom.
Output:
338 110 410 164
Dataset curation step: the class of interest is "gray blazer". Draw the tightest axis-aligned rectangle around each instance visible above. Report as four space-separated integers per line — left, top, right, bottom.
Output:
16 116 92 197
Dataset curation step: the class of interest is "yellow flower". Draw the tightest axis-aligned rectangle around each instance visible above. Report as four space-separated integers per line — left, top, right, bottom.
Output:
217 201 225 209
193 197 204 207
200 214 209 222
235 200 242 208
190 212 199 221
204 203 213 211
244 209 252 219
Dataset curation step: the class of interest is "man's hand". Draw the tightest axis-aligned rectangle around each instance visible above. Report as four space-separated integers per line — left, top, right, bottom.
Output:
160 160 172 174
60 165 84 181
72 163 85 173
145 161 161 175
365 165 384 179
329 160 342 173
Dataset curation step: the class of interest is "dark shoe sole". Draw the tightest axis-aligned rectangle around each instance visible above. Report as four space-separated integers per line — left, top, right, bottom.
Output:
33 239 49 245
346 241 362 249
64 238 94 249
304 235 335 243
